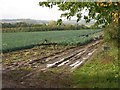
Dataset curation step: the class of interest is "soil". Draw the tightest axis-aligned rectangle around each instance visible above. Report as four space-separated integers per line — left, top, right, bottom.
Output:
2 40 102 88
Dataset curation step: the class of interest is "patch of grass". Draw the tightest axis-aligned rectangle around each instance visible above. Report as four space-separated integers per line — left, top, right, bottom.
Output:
18 67 33 71
72 42 119 88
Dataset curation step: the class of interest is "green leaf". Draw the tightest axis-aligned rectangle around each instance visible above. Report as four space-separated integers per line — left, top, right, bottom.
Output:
57 19 62 25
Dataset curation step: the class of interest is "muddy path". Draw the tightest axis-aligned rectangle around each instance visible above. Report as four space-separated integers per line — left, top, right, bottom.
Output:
3 39 102 76
3 40 101 70
2 39 103 88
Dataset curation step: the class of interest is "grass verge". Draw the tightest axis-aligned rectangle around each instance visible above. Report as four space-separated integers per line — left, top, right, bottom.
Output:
72 41 119 88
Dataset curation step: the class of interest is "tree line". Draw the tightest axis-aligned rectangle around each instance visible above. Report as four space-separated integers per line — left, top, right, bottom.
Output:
2 21 101 32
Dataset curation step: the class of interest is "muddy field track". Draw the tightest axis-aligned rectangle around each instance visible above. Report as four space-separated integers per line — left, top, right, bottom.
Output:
3 40 102 75
3 46 81 72
21 40 101 80
43 40 100 70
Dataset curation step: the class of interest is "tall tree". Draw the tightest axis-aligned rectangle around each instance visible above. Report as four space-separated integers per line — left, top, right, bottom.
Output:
39 1 120 26
39 1 120 41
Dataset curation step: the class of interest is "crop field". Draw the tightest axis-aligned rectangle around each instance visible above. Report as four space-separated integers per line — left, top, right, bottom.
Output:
2 29 101 52
4 29 116 88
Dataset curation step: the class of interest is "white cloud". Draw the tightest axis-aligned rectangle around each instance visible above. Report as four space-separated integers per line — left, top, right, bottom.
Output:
0 0 62 20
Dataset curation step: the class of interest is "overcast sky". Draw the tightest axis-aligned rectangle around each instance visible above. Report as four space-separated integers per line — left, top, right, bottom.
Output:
0 0 64 20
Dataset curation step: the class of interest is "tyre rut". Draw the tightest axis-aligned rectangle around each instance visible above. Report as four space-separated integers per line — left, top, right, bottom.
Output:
3 40 102 80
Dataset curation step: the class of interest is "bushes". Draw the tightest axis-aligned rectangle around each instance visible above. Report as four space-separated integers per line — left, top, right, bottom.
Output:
2 22 93 33
103 22 118 42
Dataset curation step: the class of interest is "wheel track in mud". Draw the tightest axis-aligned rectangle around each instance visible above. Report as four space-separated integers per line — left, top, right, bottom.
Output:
3 46 79 72
22 40 101 80
44 40 100 70
3 40 102 80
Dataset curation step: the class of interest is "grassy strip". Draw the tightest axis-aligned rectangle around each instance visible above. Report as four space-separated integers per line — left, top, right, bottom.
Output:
72 42 119 88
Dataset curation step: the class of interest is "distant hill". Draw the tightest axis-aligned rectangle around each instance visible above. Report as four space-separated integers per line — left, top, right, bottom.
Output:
0 19 95 26
63 19 96 27
0 19 49 24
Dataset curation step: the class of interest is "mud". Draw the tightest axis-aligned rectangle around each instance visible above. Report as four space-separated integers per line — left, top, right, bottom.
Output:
2 39 102 88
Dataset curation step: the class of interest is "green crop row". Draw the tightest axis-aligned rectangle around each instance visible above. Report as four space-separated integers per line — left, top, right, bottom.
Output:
2 29 101 53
